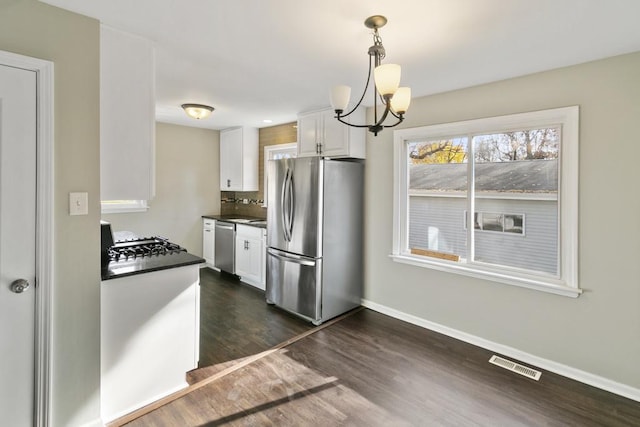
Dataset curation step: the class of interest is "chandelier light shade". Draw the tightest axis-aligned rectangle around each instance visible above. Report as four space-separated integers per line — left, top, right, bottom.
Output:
330 85 352 113
373 64 401 96
330 15 411 136
390 87 411 114
181 103 214 120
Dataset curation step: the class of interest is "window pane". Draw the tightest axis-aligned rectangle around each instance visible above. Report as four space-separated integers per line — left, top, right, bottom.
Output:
408 138 468 260
472 128 559 275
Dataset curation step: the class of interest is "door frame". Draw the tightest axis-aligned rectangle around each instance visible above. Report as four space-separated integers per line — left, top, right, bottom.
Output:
0 50 54 427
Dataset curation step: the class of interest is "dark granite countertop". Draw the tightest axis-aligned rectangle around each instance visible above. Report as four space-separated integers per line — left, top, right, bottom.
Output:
202 214 267 229
102 251 204 281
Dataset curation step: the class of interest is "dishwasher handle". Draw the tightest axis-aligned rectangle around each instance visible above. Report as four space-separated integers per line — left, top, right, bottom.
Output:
215 223 235 231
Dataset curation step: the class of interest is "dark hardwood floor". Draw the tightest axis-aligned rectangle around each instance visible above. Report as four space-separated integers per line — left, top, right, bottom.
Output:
127 307 640 426
192 268 314 381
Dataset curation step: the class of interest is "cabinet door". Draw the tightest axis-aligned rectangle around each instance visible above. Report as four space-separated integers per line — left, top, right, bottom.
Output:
236 237 260 278
297 112 319 157
245 237 263 281
202 221 215 266
220 127 243 190
320 109 351 157
236 234 263 289
235 235 249 276
100 25 155 200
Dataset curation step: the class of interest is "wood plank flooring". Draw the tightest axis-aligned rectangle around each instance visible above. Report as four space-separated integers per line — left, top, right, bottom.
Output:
192 268 314 382
127 308 640 426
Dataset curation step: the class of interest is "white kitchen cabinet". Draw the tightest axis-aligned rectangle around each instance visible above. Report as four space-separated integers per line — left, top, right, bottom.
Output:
220 127 258 191
235 224 266 290
202 218 216 269
100 25 156 201
101 265 200 422
297 107 366 159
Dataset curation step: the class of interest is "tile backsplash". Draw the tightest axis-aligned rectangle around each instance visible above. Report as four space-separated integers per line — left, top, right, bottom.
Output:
221 191 266 218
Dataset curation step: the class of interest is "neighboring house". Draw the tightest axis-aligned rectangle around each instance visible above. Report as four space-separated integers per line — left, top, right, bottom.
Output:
409 159 558 274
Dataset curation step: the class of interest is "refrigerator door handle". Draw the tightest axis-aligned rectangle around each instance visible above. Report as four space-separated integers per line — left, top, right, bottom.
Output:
281 168 291 242
287 172 295 240
267 248 316 266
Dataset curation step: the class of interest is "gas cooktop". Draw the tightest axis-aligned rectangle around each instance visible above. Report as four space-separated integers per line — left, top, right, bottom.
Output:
102 236 203 281
108 236 185 261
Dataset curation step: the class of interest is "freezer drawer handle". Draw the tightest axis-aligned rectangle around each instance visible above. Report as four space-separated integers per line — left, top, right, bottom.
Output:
267 248 316 266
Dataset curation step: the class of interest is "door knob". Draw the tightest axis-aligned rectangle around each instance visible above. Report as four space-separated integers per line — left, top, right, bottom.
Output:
10 279 30 294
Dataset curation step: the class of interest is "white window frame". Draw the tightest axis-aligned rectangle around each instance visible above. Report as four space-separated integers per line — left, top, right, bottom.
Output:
101 199 149 214
392 106 580 297
263 143 297 207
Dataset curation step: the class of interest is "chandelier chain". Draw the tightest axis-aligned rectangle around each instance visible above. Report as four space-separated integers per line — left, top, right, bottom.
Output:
372 30 386 61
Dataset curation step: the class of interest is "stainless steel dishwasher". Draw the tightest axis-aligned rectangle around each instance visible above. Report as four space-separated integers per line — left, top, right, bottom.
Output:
214 221 235 273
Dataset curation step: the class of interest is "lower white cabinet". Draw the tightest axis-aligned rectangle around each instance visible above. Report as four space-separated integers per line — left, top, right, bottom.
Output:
101 265 200 422
202 218 216 269
235 224 266 290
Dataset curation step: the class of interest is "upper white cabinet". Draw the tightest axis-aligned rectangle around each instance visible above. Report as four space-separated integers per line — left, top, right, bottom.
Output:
297 107 366 159
100 25 155 201
220 127 258 191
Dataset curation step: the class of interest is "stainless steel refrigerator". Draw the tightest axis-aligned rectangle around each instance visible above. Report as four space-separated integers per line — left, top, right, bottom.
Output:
266 157 363 325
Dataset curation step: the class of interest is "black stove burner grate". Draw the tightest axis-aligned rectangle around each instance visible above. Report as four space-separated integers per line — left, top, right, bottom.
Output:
108 236 186 261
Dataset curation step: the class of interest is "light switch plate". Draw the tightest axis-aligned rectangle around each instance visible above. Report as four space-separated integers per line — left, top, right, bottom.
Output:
69 192 88 216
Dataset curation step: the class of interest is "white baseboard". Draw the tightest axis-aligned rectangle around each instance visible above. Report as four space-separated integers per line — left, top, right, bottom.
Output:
361 299 640 403
102 382 188 424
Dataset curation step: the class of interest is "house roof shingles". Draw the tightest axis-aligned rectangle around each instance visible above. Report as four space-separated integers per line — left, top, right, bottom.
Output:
410 159 558 193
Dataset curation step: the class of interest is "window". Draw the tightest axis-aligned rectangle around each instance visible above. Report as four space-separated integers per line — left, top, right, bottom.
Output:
263 143 297 207
392 107 579 297
101 200 148 214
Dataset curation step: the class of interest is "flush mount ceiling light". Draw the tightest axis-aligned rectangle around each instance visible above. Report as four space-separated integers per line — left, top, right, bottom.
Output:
330 15 411 136
181 103 214 120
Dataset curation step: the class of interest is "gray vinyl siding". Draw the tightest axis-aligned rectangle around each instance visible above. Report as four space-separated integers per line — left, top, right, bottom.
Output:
409 196 558 275
408 197 467 255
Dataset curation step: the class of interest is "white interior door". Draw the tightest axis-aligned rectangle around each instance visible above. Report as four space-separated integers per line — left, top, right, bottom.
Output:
0 63 37 426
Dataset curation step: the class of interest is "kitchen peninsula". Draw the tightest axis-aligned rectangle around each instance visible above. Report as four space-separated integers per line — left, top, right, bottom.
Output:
100 227 204 422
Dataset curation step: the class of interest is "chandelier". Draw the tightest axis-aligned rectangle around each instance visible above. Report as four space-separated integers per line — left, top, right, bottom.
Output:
330 15 411 136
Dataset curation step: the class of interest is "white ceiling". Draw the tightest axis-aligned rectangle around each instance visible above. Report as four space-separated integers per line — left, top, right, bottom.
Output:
40 0 640 130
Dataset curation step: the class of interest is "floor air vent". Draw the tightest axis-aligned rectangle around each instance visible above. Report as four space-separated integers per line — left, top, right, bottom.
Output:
489 355 541 381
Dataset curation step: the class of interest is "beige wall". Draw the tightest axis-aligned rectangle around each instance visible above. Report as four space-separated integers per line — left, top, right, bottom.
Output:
0 0 101 425
365 52 640 390
102 122 220 255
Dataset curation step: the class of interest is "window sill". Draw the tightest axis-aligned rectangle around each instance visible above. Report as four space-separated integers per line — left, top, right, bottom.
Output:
101 200 149 214
389 254 581 298
101 206 149 214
